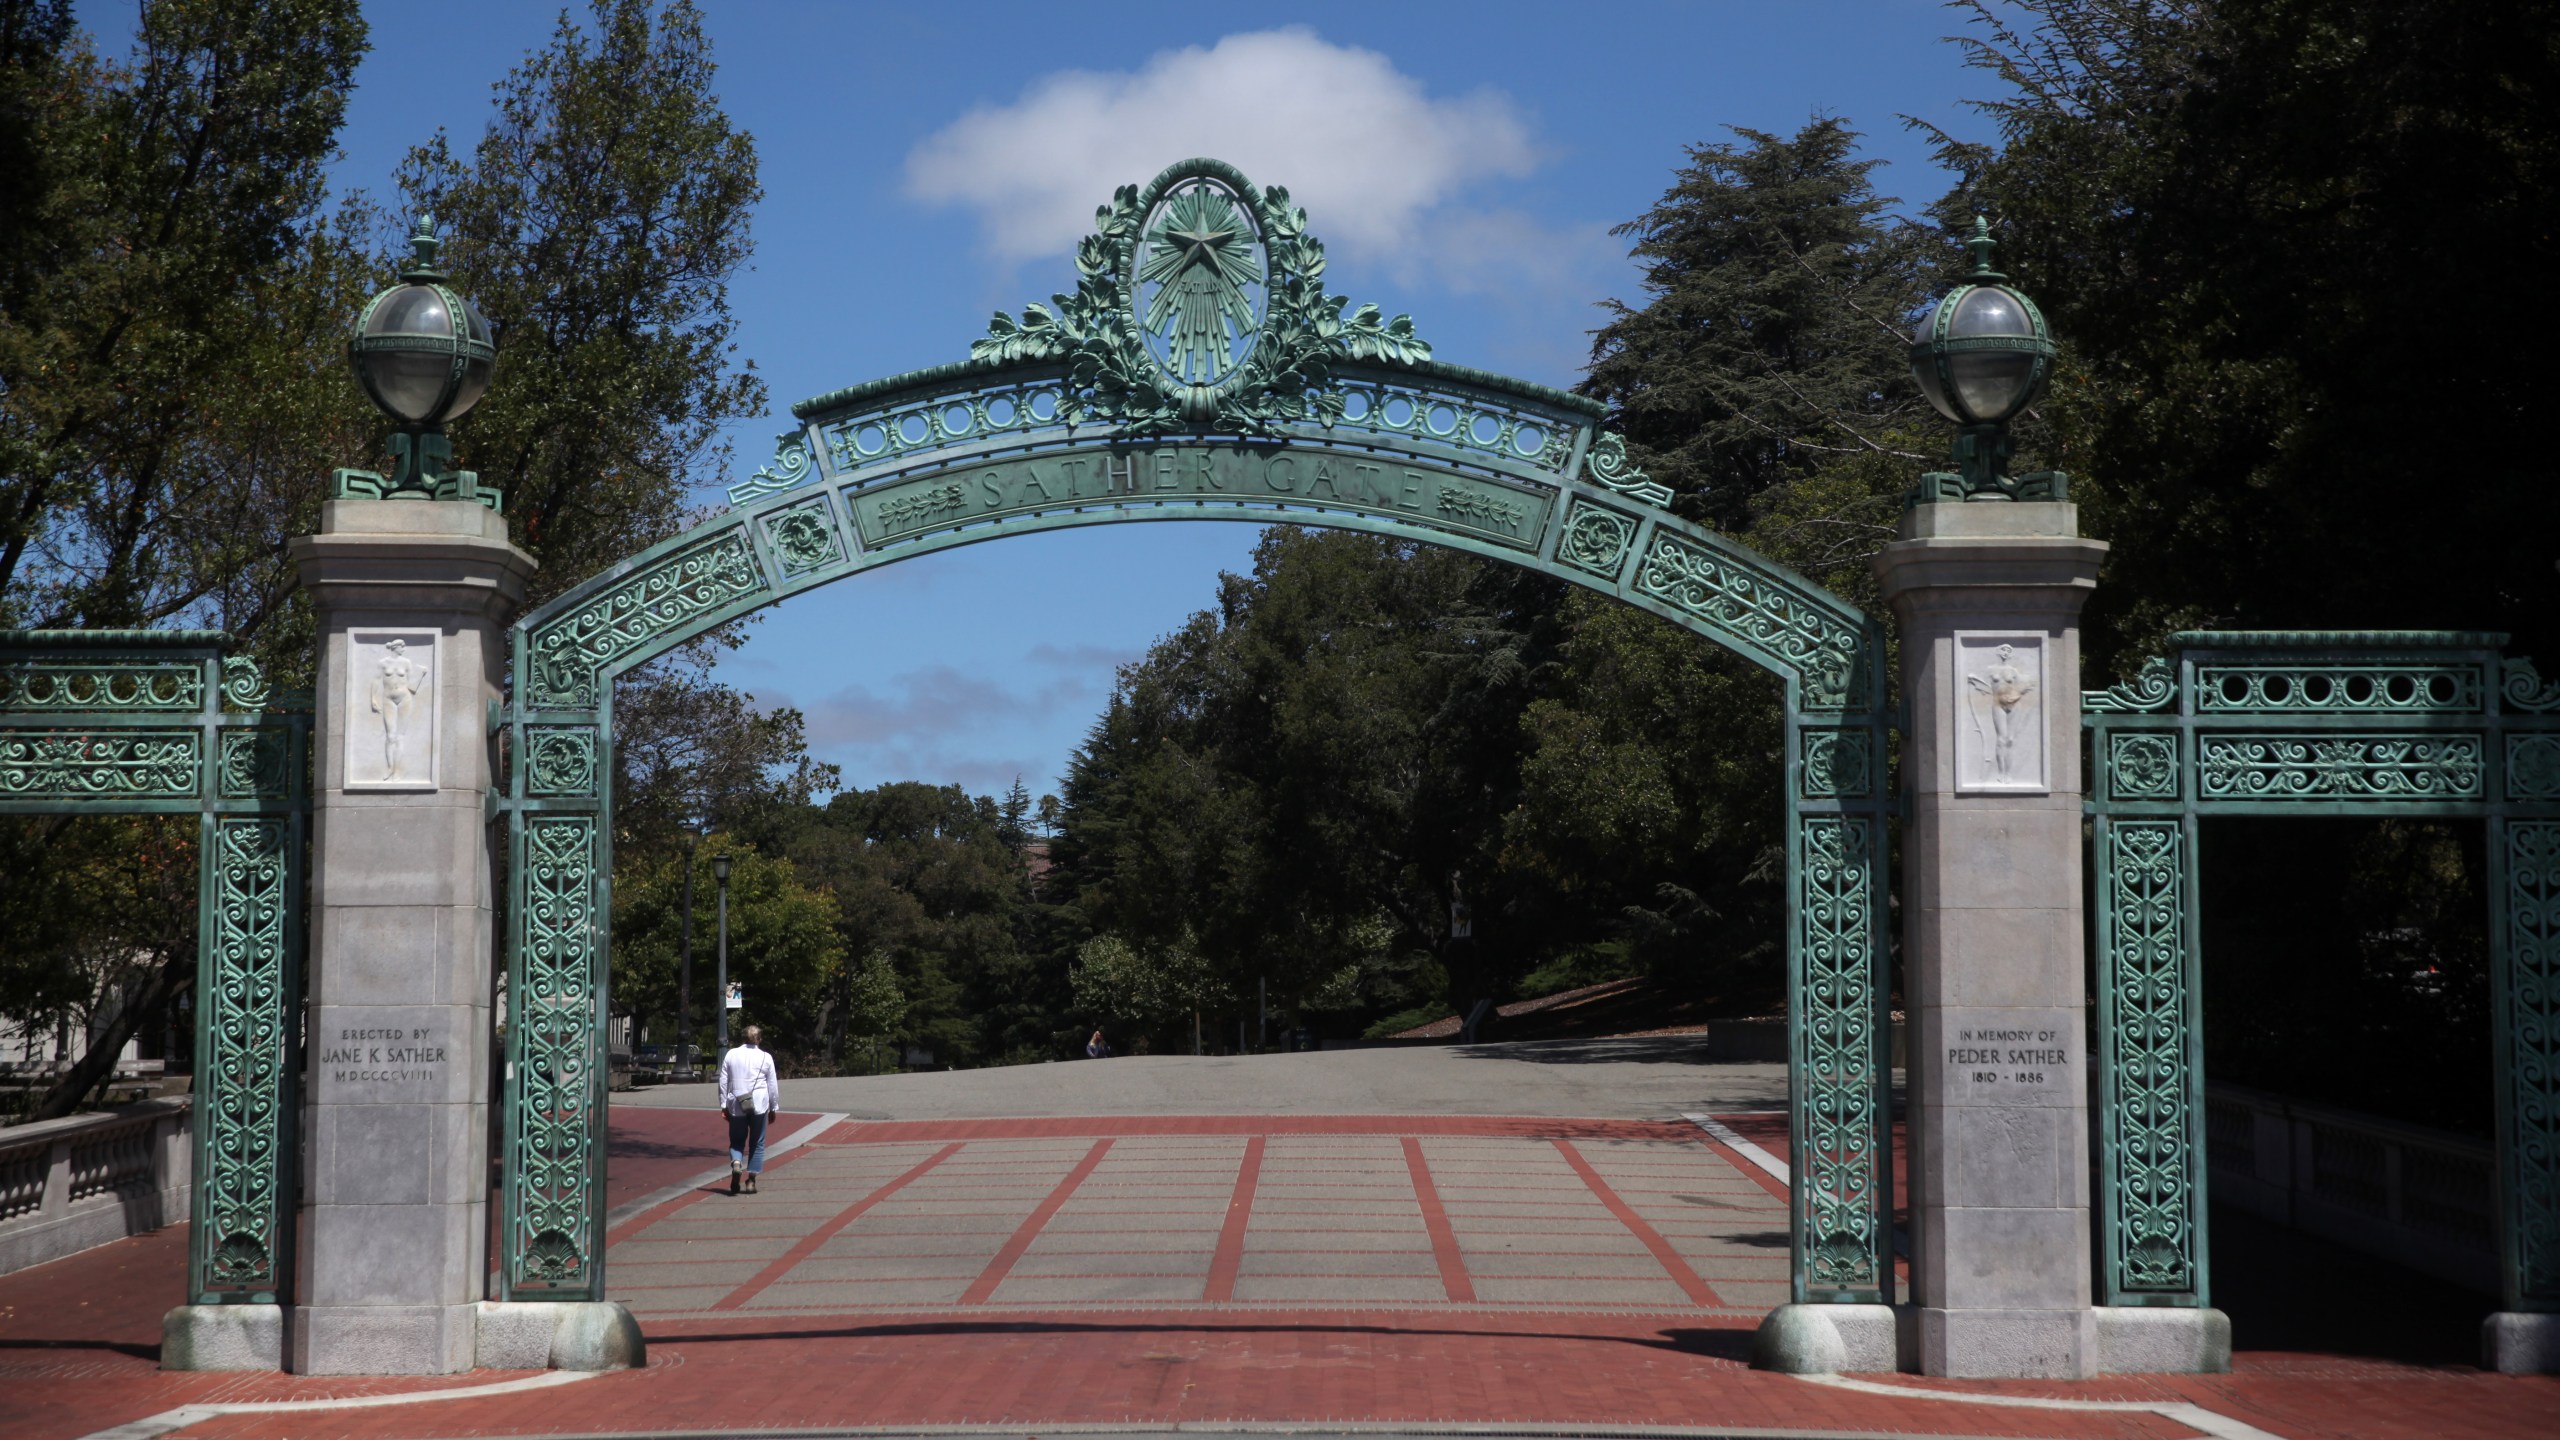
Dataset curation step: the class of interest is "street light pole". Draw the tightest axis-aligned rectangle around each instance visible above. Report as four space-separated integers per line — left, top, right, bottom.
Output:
713 852 734 1051
676 842 697 1070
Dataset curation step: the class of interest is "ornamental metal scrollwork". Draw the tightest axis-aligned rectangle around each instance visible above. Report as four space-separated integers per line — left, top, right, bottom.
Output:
195 817 292 1300
763 503 842 579
220 656 271 711
2510 736 2560 802
526 530 765 708
2508 658 2560 714
2194 663 2480 713
524 728 599 798
1581 430 1674 507
0 661 203 711
2198 734 2484 800
507 816 601 1293
2106 732 2179 801
1556 501 1638 580
725 429 816 505
2503 821 2560 1305
2082 656 2175 714
1799 728 1872 800
2101 821 2197 1297
1796 815 1883 1296
218 729 291 799
1633 532 1863 711
972 159 1427 433
1 732 200 797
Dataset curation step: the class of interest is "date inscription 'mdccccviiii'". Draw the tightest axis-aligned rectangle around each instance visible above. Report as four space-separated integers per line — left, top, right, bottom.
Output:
850 445 1554 552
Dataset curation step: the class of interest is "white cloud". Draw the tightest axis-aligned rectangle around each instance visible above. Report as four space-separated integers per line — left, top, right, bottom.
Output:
750 656 1120 795
905 28 1542 265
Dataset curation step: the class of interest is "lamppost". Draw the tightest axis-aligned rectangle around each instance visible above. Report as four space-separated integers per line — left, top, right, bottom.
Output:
713 851 733 1051
1908 216 2064 503
676 841 698 1071
342 216 499 504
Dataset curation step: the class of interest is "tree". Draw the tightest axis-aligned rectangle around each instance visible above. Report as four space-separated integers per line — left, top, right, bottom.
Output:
610 843 841 1061
1929 0 2560 668
1 0 373 1118
0 0 371 640
1070 934 1230 1052
840 950 906 1074
394 0 763 591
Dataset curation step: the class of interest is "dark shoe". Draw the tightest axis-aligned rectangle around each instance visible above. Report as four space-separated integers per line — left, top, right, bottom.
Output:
745 1172 759 1194
729 1165 741 1196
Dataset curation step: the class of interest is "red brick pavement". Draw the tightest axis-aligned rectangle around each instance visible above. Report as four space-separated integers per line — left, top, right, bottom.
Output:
5 1112 2559 1440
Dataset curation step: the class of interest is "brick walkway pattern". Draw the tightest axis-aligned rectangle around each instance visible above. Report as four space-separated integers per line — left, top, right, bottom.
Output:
4 1112 2558 1440
605 1116 1791 1320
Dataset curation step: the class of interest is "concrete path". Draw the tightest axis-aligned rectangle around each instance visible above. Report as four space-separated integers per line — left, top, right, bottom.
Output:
602 1115 1791 1320
616 1036 1793 1121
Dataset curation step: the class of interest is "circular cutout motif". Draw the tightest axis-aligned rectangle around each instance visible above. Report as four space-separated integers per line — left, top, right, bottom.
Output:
1133 176 1267 385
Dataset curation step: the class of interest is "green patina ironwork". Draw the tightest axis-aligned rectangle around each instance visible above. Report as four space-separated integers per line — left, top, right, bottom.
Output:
2084 631 2560 1314
0 631 308 1306
496 158 1897 1306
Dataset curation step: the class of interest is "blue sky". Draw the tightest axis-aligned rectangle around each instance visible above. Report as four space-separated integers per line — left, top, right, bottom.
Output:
88 1 2002 800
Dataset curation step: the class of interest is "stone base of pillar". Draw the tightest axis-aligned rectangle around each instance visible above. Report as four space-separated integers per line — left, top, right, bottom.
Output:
2093 1306 2230 1374
1915 1306 2097 1378
2482 1311 2560 1374
474 1300 646 1372
161 1303 283 1371
1750 1303 1904 1373
289 1302 477 1375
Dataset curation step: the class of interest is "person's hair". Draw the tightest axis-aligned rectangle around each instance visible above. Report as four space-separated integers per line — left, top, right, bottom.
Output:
744 1025 762 1045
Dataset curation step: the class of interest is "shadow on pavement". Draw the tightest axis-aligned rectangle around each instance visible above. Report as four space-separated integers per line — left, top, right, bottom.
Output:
2213 1203 2493 1366
658 1315 1761 1363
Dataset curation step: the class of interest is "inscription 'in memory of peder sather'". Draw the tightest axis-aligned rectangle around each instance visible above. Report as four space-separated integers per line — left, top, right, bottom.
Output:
850 444 1554 551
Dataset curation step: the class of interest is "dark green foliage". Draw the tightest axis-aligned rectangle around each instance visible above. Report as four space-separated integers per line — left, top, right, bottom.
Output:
396 0 764 592
752 782 1053 1068
1934 0 2560 669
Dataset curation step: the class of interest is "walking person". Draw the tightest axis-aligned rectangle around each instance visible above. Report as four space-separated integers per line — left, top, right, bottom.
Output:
718 1024 782 1195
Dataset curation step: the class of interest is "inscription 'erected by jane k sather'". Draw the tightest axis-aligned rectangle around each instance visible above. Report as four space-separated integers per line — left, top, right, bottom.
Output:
319 1025 448 1088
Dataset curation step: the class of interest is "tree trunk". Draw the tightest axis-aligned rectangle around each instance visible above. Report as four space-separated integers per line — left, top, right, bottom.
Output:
33 952 183 1121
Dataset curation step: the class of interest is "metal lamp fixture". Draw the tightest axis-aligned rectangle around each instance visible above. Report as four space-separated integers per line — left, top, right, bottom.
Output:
339 216 499 505
1909 216 2065 503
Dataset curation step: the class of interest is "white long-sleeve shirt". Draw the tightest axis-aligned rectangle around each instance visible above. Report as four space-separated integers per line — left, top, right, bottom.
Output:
718 1044 781 1117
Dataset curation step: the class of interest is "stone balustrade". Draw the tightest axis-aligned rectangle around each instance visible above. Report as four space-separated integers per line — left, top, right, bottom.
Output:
2207 1081 2496 1294
0 1097 191 1276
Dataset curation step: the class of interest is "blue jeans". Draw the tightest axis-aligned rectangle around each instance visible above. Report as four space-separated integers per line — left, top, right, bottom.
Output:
727 1109 769 1173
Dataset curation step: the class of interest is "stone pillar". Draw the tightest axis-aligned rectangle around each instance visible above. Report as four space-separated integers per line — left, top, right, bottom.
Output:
1877 501 2145 1378
287 499 534 1374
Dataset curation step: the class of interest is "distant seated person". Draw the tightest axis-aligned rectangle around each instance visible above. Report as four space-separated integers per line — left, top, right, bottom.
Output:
1086 1028 1112 1059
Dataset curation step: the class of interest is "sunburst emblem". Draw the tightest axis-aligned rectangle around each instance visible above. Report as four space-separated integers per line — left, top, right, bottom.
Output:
1136 183 1265 384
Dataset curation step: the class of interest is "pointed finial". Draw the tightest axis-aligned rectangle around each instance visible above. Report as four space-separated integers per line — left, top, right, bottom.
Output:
400 215 445 281
1963 214 2005 282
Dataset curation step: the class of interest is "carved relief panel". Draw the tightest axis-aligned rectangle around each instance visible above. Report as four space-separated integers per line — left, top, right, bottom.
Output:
1956 632 2048 794
345 629 436 791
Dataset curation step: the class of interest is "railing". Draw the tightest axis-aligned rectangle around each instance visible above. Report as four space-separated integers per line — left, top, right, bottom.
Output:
2205 1081 2496 1294
0 1097 191 1276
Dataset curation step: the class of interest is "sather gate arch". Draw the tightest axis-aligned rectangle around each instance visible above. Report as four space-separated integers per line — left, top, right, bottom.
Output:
491 159 1897 1310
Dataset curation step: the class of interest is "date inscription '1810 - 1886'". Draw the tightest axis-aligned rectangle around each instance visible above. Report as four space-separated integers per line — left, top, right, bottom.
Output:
849 444 1554 553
